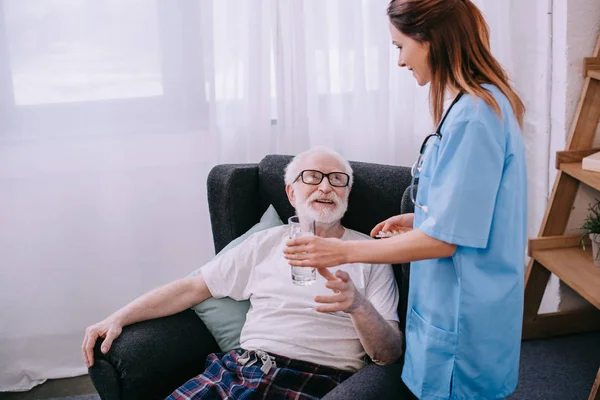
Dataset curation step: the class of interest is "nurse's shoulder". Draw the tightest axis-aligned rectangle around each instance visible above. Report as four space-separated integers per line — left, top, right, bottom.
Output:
446 84 515 150
453 84 514 124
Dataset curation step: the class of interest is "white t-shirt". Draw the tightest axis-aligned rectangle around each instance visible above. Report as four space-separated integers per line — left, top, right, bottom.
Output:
201 225 399 372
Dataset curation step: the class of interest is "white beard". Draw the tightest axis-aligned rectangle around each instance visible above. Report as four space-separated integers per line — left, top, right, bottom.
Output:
295 191 348 224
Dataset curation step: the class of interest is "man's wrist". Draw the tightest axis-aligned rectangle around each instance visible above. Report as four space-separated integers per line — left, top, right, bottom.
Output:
110 311 127 327
347 291 368 315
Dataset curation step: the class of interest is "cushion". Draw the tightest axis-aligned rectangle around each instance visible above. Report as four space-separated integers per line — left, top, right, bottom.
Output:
188 204 283 351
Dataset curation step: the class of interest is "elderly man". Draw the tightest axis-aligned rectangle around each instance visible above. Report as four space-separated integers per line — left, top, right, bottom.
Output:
82 146 403 400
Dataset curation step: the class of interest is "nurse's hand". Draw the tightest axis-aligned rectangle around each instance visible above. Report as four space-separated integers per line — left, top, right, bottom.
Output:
314 268 365 314
284 236 348 268
370 213 414 238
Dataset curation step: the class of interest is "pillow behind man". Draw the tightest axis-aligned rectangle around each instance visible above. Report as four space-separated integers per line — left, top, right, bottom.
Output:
188 205 283 351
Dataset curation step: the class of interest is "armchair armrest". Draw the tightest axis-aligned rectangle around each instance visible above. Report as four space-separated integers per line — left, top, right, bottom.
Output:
89 309 219 400
207 163 263 254
322 362 412 399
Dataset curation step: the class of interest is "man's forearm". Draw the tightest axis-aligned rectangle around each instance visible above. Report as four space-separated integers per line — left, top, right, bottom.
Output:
111 276 211 327
350 300 403 365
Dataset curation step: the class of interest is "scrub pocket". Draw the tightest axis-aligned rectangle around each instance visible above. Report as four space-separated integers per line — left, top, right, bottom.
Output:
403 307 457 399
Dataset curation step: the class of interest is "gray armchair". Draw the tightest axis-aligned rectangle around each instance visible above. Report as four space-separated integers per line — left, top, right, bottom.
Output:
89 154 415 400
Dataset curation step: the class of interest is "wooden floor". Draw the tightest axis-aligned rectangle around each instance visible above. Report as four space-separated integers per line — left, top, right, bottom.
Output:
0 376 97 400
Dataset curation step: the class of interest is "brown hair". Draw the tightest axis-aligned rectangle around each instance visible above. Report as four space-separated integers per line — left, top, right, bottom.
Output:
387 0 525 128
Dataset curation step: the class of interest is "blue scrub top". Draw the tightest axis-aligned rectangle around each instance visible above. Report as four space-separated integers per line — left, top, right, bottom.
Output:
402 84 528 400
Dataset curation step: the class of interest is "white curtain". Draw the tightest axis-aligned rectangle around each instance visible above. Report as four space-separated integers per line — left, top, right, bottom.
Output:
273 0 432 162
0 0 549 392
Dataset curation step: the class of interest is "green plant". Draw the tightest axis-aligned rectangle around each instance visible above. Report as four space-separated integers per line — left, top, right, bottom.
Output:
579 198 600 257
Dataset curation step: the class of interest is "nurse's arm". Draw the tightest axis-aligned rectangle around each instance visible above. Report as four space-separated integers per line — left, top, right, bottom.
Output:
345 228 456 265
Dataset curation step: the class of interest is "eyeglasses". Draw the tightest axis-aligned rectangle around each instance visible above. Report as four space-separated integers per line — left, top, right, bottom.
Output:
294 170 350 187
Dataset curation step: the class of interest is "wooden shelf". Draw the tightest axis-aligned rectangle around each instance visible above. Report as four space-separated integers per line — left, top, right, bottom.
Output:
560 162 600 191
530 238 600 309
527 34 600 400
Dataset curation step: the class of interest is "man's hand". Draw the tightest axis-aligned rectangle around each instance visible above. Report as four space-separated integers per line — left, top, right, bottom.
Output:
82 317 123 368
314 268 365 314
370 213 414 237
80 276 214 369
284 236 348 268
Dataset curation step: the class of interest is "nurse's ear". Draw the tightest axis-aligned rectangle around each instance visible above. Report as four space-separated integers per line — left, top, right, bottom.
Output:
285 184 297 208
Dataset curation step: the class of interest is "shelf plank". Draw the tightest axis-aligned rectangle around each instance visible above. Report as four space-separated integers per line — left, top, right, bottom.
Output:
528 234 582 256
532 245 600 309
585 58 600 76
589 70 600 81
523 309 600 340
556 148 600 169
560 162 600 191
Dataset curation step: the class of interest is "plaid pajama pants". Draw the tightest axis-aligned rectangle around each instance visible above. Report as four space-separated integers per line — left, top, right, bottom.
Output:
166 349 354 400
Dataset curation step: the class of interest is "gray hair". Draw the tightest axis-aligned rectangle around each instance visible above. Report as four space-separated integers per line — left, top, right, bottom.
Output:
284 146 354 189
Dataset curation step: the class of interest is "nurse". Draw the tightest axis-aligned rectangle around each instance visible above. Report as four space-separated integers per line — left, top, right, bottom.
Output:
284 0 527 399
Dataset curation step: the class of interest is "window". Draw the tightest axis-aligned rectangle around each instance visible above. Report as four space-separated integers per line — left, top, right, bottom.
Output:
5 0 163 106
0 0 207 136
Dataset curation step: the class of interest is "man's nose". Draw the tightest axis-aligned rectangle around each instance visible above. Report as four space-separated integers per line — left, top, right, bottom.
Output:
317 178 333 192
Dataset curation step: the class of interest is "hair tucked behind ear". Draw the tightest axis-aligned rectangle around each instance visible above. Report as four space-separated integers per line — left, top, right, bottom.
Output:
388 0 525 128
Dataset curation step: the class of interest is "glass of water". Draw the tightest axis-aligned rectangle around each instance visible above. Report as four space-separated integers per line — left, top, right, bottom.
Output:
288 215 316 285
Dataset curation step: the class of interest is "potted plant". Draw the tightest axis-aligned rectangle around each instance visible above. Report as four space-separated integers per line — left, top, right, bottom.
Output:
580 198 600 267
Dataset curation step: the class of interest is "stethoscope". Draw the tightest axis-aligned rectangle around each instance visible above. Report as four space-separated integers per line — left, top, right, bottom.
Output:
410 91 464 214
